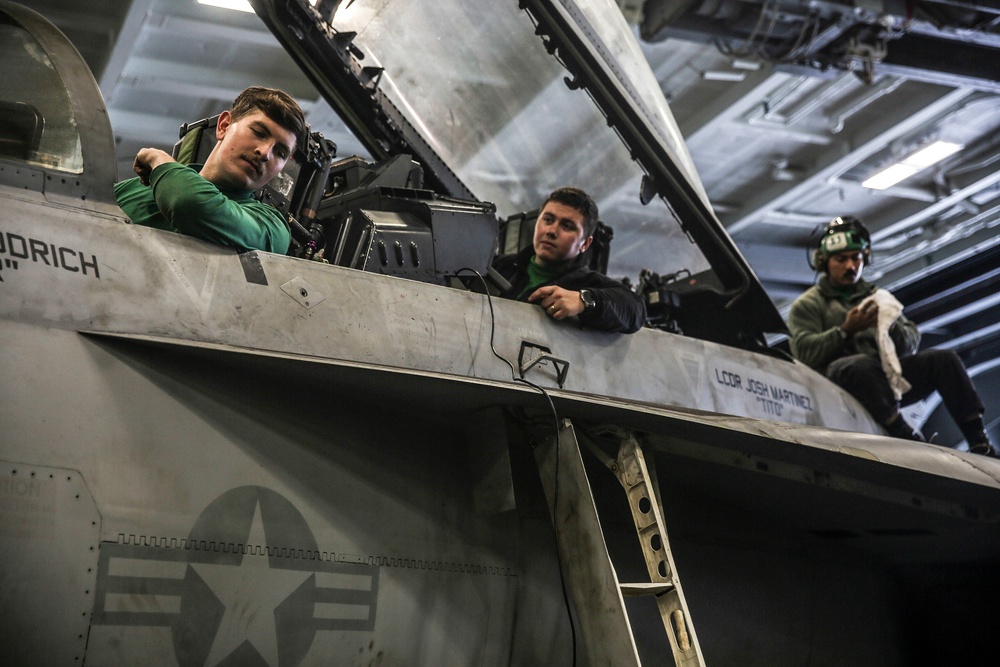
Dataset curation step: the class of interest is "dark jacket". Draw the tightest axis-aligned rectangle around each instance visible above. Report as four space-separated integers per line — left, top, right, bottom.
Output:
787 276 920 372
492 246 645 333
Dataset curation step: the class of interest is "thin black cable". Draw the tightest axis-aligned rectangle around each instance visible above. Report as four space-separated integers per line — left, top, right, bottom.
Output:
456 268 578 666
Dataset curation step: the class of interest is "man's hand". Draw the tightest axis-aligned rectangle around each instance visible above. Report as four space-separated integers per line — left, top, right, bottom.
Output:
133 148 176 186
528 285 586 320
843 300 878 335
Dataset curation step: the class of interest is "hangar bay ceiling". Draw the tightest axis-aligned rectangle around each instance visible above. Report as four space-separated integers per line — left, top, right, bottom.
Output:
29 0 1000 434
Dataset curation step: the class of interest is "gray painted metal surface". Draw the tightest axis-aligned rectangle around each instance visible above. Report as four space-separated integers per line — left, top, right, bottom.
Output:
1 323 530 666
3 2 1000 665
0 464 100 666
1 188 877 434
5 188 1000 664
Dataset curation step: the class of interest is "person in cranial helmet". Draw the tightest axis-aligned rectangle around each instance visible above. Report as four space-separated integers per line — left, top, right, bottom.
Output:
787 216 994 456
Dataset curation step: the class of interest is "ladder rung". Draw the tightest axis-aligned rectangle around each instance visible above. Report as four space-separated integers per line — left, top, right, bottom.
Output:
619 582 675 597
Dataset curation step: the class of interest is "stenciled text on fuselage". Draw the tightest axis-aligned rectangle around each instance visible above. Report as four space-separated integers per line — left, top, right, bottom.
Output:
0 230 100 281
714 367 814 417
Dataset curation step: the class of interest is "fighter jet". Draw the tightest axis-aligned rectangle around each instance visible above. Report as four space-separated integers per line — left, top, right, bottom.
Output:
1 1 998 665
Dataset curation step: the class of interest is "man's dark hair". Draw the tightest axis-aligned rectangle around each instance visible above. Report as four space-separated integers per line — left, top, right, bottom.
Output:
542 186 599 237
230 86 307 151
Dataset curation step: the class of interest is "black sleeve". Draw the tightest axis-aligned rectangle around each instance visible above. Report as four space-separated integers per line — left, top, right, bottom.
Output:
575 273 646 334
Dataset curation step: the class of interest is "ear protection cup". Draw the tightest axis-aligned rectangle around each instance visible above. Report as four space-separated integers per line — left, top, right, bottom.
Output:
809 248 826 273
811 248 826 272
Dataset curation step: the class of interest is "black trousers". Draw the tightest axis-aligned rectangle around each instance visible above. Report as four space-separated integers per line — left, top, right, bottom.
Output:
825 349 984 425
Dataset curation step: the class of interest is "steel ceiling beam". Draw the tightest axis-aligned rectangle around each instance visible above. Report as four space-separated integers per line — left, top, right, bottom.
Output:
99 0 153 96
721 86 976 235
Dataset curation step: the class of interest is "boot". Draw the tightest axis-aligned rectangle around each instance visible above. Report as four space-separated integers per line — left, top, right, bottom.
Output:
968 441 996 457
960 417 995 457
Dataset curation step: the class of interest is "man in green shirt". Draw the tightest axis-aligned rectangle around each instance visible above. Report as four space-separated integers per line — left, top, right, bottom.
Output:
114 86 305 253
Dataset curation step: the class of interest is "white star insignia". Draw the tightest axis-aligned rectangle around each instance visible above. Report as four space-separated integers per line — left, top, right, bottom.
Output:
192 501 312 667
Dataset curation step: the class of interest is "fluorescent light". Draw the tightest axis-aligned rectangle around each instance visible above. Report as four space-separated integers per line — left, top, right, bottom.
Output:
862 164 919 190
198 0 255 13
701 70 746 82
730 58 762 71
862 140 963 190
905 141 963 168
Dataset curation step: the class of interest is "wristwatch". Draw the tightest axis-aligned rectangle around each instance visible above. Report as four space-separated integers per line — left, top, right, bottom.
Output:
836 326 850 341
580 289 596 310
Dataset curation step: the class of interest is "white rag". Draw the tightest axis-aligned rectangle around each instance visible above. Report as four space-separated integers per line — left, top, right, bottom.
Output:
859 289 912 400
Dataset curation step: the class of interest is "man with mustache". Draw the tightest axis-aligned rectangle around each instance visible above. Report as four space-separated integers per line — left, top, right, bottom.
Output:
788 216 994 456
115 86 305 253
491 186 645 333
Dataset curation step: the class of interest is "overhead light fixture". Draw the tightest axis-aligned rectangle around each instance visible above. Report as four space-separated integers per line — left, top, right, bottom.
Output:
862 140 963 190
730 58 761 71
198 0 255 13
700 70 746 82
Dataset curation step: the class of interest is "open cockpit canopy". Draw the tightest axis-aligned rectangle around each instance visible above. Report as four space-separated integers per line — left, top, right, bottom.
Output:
0 0 786 345
250 0 786 343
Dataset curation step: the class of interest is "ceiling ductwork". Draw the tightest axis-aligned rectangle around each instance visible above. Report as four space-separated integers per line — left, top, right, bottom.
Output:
640 0 1000 90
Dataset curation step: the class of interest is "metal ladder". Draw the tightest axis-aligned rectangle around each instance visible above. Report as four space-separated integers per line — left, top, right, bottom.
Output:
533 418 705 666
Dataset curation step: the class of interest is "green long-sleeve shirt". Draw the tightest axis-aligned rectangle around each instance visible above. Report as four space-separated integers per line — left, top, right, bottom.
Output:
787 276 920 372
114 162 291 253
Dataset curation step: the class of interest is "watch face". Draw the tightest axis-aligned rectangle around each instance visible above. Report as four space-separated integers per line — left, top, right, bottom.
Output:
581 290 596 308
